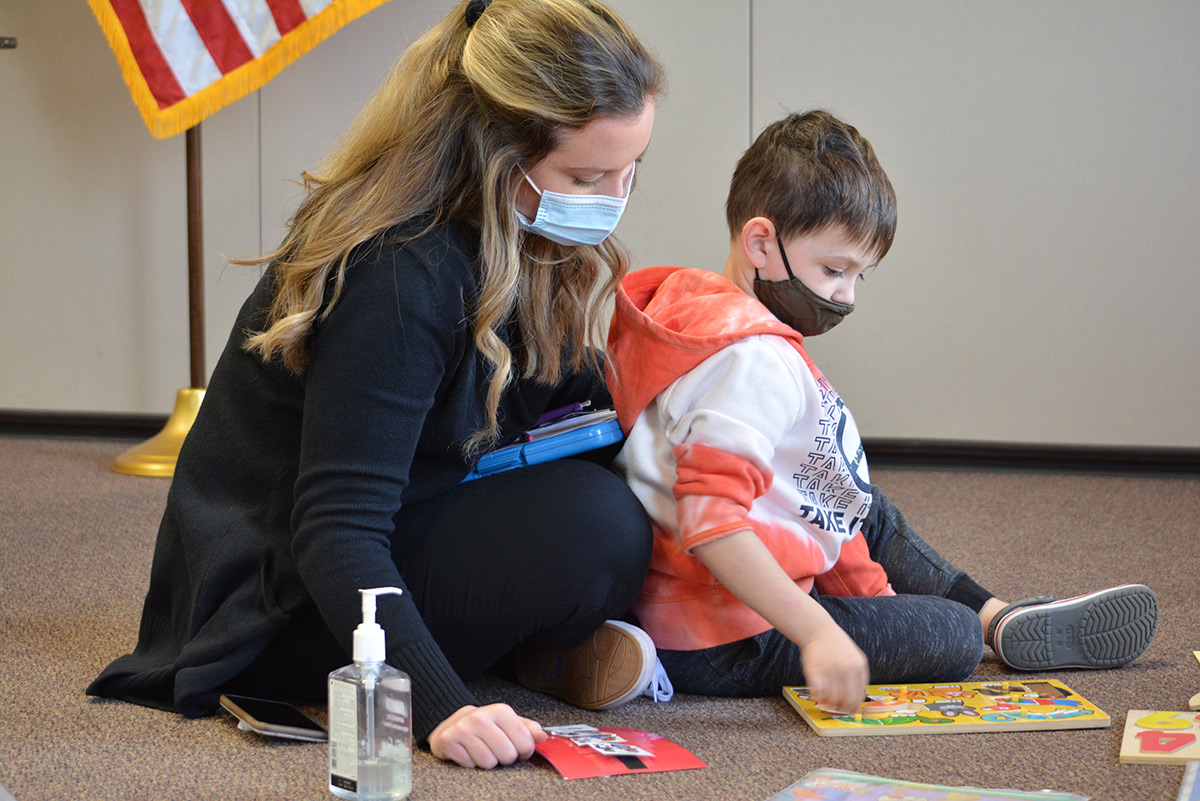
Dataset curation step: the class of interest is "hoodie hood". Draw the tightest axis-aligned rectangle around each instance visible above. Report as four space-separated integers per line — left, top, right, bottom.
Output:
607 266 818 433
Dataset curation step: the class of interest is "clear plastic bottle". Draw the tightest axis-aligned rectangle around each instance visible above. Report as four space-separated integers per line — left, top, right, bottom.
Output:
328 588 412 801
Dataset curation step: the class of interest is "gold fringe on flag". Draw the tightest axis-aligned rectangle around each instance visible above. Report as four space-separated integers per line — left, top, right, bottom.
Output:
87 0 395 139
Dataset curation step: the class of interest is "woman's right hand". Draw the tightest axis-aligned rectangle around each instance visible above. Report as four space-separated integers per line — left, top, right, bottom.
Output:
428 703 548 769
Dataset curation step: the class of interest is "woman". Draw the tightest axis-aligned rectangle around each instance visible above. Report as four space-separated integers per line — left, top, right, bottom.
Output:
87 0 665 769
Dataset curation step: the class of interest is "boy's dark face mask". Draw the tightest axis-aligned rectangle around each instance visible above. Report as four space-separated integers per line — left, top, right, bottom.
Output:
752 234 854 336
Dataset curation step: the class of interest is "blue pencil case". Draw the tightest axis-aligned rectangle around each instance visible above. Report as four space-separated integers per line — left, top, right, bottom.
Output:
464 410 623 481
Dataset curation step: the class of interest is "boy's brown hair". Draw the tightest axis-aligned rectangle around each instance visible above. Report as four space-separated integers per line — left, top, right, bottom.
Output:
725 110 897 260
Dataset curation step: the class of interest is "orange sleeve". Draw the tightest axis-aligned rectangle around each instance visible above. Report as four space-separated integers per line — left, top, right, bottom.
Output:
813 530 894 598
671 442 772 552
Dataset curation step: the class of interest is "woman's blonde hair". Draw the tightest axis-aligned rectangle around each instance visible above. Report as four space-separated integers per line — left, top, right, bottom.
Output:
242 0 665 450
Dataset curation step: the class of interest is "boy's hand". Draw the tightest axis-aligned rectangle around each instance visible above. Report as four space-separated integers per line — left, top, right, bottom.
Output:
800 623 869 713
692 529 873 713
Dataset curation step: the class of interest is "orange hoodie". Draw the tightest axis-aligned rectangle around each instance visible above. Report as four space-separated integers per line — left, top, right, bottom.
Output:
607 266 892 651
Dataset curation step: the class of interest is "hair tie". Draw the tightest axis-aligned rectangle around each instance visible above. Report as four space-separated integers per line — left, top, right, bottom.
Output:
465 0 492 28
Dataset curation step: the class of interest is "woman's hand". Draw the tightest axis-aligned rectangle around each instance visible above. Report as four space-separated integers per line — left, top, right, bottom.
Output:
798 622 869 714
428 703 547 769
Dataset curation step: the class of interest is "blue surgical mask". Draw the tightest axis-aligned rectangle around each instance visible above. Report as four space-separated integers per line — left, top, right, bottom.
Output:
516 164 634 247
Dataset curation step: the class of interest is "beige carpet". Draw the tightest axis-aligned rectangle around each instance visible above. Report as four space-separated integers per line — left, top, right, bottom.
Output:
1 435 1197 800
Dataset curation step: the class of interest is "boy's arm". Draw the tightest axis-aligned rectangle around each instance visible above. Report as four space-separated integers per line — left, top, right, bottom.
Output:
813 531 894 598
660 337 801 552
652 336 871 708
693 529 869 713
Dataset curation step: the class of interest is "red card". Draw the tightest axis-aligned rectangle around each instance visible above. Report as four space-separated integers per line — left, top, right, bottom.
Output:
535 725 707 780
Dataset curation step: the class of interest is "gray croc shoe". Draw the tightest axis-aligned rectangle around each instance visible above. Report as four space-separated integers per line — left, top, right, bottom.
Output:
989 584 1158 671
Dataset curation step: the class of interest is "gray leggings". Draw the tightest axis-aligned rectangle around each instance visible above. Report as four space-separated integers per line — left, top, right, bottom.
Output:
656 486 988 696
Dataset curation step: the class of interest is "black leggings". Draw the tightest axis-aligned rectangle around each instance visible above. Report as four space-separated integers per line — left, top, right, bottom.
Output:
657 486 990 696
229 459 653 701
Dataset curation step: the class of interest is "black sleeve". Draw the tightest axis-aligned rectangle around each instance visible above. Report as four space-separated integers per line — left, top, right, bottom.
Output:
290 232 478 741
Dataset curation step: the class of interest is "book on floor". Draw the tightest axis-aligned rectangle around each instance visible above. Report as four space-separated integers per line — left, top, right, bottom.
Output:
762 767 1089 801
1176 760 1200 801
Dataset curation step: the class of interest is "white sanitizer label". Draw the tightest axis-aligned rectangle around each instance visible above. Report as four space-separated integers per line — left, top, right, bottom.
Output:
329 679 359 791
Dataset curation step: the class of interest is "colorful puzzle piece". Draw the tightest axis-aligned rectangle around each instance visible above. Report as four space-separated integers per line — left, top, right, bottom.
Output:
1119 710 1200 765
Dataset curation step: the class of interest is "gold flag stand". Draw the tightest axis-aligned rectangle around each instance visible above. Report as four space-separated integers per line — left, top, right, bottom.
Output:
114 124 207 477
112 388 205 477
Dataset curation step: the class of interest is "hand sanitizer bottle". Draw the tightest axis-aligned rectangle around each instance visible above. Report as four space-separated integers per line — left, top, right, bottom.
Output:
328 587 412 800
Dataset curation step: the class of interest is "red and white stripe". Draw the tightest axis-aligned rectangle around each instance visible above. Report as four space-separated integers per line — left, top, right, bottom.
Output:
106 0 333 110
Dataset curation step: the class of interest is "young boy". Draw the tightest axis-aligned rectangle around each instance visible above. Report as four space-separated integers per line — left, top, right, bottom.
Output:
605 110 1157 713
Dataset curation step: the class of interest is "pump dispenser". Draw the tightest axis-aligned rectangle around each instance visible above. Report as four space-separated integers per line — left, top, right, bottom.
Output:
328 588 412 800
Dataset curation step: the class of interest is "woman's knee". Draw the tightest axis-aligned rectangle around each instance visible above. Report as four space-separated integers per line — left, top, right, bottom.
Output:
532 460 651 560
539 461 652 608
468 460 650 605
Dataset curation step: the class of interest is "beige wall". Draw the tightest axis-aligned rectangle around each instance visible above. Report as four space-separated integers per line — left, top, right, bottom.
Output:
750 0 1200 448
1 1 1197 448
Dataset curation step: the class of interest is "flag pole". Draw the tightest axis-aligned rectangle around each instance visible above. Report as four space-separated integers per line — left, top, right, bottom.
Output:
114 123 207 477
186 123 207 390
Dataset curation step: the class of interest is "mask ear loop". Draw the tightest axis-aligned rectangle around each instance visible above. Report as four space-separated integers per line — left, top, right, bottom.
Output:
774 233 800 279
619 161 637 199
754 229 798 281
518 167 543 197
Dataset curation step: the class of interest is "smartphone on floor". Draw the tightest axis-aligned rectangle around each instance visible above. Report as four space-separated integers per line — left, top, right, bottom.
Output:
219 693 327 743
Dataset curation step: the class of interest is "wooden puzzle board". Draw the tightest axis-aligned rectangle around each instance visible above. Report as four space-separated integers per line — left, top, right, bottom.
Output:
783 680 1110 737
1118 710 1200 765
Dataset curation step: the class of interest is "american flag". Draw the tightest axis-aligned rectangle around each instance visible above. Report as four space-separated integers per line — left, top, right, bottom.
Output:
88 0 394 138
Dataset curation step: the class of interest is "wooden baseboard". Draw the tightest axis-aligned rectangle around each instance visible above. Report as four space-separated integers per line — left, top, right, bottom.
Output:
0 410 168 439
863 438 1200 474
2 410 1198 474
